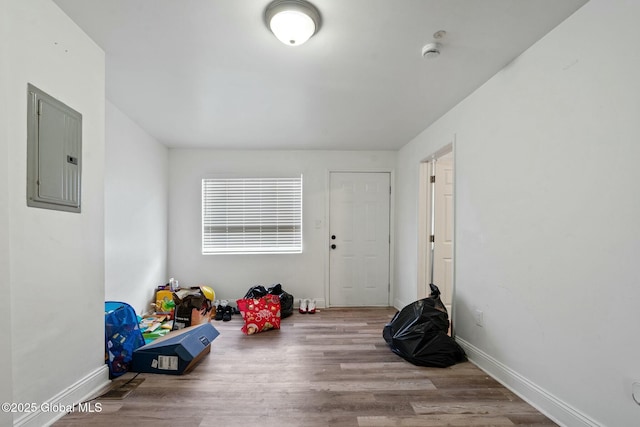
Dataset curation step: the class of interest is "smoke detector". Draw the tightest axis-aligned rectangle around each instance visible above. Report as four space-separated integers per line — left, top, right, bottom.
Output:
421 42 441 59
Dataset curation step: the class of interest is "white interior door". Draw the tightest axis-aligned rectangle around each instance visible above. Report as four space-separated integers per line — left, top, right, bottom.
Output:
329 172 390 306
433 154 454 311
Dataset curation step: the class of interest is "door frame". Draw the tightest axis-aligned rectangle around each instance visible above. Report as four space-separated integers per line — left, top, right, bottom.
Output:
325 169 395 307
417 141 456 331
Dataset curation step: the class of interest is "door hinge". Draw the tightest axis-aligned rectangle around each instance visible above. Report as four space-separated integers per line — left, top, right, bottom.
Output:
430 234 435 243
389 186 392 194
430 175 436 183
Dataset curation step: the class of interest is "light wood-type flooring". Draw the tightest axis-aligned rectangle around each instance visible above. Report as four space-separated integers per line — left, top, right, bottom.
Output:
55 307 556 427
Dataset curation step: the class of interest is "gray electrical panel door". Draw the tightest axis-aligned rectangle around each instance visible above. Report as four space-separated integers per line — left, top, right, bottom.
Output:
27 84 82 213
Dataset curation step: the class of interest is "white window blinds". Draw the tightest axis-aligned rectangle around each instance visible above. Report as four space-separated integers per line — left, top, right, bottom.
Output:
202 177 303 254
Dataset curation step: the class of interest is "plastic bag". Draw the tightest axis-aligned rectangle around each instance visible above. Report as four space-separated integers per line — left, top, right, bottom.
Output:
105 301 145 378
268 284 294 318
244 285 268 298
383 284 466 368
244 284 294 319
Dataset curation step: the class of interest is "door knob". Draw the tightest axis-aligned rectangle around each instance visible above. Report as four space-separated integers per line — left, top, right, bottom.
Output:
331 244 337 250
331 235 336 240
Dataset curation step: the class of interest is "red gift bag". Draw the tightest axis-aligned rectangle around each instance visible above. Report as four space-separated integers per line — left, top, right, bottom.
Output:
236 295 281 335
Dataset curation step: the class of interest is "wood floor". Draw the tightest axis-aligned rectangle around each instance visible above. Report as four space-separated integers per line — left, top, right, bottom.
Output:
55 307 556 427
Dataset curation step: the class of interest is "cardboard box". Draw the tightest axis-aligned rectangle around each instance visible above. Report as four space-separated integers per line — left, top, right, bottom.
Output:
131 323 219 375
172 288 211 330
173 305 209 329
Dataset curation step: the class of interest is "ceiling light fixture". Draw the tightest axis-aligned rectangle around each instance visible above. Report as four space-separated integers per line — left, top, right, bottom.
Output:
265 0 321 46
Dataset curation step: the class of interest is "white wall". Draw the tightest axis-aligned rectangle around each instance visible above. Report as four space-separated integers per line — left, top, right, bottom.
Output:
395 0 640 425
0 2 14 425
168 150 395 305
3 0 108 425
105 101 169 315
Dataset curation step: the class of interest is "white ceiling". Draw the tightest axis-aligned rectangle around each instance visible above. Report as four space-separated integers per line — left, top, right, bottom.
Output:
53 0 588 150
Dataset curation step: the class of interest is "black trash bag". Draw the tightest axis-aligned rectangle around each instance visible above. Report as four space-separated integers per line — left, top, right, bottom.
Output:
243 284 294 318
244 285 268 298
268 284 294 319
383 284 466 368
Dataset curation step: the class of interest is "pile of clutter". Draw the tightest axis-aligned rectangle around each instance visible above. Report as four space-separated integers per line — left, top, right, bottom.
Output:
143 280 308 339
139 280 216 343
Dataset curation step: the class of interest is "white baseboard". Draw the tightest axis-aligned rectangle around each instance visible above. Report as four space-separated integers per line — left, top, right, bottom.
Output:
456 338 600 427
15 365 109 427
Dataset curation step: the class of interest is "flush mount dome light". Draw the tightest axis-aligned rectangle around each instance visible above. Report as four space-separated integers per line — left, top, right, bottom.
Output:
265 0 321 46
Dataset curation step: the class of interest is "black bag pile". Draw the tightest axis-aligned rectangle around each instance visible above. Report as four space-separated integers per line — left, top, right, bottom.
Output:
383 284 466 368
244 284 294 319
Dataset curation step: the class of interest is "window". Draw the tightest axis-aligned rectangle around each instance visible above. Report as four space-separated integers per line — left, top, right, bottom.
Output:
202 176 303 254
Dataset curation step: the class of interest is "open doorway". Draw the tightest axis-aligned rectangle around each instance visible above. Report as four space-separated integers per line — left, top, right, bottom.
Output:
418 144 455 333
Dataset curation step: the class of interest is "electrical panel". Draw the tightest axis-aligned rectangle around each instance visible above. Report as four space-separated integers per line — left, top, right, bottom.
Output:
27 84 82 213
